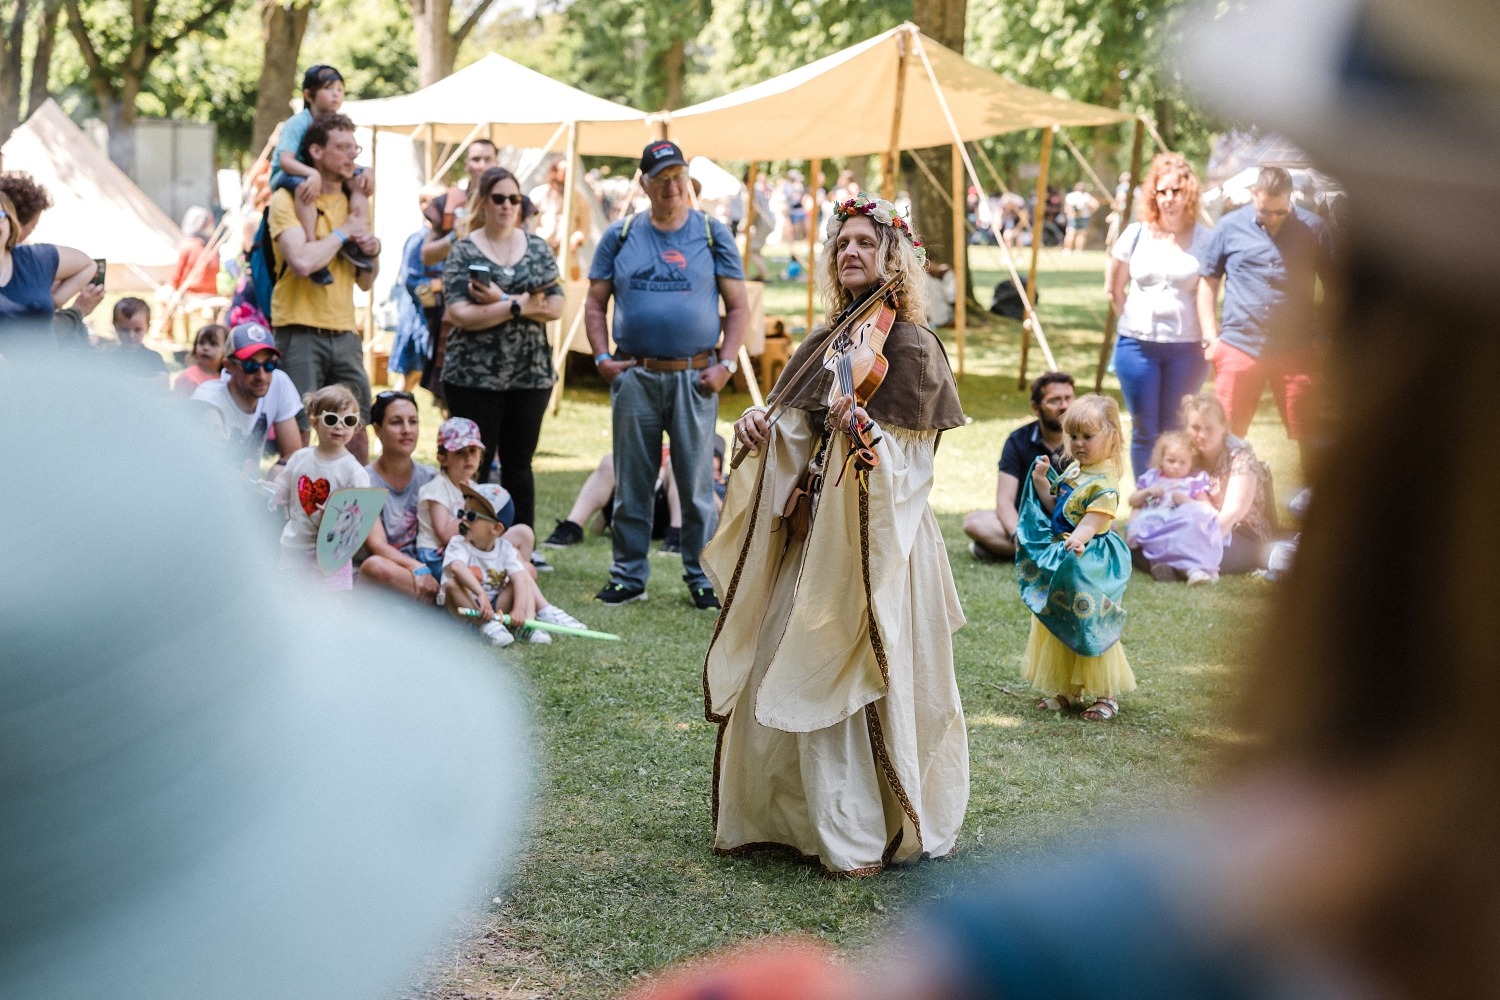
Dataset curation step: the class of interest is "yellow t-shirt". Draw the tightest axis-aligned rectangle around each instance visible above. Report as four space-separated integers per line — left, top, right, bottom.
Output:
268 187 357 331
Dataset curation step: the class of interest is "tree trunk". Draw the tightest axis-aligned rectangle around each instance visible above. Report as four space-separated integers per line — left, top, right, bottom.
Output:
27 0 61 116
911 0 970 304
1154 98 1175 150
252 0 312 155
0 0 29 152
661 36 686 110
102 93 138 175
410 0 456 88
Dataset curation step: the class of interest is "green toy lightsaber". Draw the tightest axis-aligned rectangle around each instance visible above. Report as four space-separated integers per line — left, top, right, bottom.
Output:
458 608 620 641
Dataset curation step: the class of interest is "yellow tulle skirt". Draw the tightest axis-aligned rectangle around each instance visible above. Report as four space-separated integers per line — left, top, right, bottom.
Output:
1022 615 1136 699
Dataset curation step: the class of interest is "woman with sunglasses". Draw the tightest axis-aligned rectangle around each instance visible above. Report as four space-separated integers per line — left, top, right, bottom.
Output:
357 390 441 602
1104 152 1213 477
442 166 563 537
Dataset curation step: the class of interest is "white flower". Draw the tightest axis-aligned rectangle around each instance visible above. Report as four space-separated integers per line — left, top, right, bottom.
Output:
871 204 894 226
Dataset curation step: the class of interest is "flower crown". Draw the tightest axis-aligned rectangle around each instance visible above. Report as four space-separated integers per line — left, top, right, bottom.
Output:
831 192 927 265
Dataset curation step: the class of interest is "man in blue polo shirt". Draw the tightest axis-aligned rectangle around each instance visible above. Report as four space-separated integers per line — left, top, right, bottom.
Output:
963 372 1075 562
585 140 748 609
1197 166 1334 475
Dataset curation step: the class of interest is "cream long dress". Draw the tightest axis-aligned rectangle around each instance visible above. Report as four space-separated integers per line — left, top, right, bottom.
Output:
701 405 969 874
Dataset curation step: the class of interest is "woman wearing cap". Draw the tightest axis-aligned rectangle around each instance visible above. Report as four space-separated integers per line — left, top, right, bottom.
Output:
443 166 562 533
704 192 968 876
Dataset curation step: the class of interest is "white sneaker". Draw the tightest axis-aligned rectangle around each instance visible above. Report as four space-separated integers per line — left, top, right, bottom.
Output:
1186 569 1216 586
480 620 514 647
519 626 552 645
535 604 587 631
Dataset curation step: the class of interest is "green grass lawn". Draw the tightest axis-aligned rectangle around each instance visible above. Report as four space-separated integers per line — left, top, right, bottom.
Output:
397 248 1297 999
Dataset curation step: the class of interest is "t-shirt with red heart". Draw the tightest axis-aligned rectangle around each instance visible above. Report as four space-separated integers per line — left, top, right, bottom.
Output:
274 447 371 555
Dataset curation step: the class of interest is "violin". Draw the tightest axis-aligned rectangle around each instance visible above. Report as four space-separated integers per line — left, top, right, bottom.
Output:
730 277 901 471
822 292 896 471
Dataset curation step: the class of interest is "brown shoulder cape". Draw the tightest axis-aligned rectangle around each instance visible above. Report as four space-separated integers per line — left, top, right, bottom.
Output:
767 320 966 432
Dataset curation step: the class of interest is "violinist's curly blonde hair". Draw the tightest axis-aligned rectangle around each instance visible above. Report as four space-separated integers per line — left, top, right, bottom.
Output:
819 214 927 326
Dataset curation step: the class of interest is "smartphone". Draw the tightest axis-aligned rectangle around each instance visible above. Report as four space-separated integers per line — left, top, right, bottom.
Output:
91 258 107 286
467 263 492 287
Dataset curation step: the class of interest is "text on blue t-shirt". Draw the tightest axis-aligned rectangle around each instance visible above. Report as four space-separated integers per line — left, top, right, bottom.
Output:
588 210 745 358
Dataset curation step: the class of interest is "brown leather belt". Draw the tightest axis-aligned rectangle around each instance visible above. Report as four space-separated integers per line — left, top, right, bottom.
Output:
620 350 714 372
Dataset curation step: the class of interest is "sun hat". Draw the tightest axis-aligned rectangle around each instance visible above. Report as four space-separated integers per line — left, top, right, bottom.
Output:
228 321 279 361
437 416 483 453
0 366 530 999
462 481 516 529
1178 0 1500 301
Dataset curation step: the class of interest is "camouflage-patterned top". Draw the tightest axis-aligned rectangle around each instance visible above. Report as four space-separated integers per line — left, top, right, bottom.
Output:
441 234 561 392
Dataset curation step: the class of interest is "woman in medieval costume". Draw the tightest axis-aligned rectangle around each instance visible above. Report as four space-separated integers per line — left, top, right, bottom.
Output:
702 193 968 875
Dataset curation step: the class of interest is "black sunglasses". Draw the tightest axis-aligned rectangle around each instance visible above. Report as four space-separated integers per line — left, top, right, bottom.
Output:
375 390 415 402
489 193 522 206
236 357 279 374
458 508 500 525
318 412 360 428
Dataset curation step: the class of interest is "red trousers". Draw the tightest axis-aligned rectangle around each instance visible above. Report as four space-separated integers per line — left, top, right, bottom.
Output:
1211 340 1318 441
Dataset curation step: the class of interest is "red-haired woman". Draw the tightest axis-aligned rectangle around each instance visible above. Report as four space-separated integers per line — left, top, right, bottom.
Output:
1104 152 1212 476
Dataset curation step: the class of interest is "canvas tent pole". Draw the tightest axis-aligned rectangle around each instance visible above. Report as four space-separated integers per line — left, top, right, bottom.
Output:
430 121 488 182
882 28 911 201
805 158 820 341
1020 126 1055 387
969 141 1014 197
1096 117 1145 392
910 32 1057 375
740 162 759 270
1058 128 1112 200
424 123 435 180
149 125 284 345
952 142 966 379
550 122 581 416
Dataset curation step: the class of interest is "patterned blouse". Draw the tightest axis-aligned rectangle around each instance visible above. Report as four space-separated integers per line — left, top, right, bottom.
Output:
441 233 561 392
1199 435 1277 540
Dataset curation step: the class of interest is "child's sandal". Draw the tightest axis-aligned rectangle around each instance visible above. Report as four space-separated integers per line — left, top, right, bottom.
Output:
1081 697 1119 721
1035 694 1072 712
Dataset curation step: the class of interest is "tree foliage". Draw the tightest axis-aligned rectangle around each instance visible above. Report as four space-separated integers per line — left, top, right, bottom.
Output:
59 0 238 169
553 0 711 111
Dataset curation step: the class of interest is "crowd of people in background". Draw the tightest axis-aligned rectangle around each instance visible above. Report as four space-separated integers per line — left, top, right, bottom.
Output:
2 56 1334 643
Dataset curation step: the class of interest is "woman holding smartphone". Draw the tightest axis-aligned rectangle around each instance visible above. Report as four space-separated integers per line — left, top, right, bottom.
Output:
0 190 97 339
442 166 563 535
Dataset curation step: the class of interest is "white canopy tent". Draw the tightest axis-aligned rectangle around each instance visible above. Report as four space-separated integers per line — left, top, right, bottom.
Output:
1 100 184 290
343 54 648 154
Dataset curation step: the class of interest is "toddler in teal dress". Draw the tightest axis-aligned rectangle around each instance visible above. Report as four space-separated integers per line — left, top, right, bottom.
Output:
1015 394 1136 720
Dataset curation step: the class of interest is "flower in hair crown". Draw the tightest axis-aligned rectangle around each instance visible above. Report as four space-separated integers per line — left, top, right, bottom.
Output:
832 192 927 265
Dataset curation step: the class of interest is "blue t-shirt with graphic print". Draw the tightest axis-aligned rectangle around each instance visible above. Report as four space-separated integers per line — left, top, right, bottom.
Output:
589 209 744 358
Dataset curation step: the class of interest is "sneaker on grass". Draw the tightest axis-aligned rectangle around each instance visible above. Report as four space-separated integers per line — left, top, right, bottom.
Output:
543 519 584 547
690 586 720 611
968 540 1003 563
530 551 554 573
519 626 552 644
480 619 514 647
536 604 588 630
595 582 647 605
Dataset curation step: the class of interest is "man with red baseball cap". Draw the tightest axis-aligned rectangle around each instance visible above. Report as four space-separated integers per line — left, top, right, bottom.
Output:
191 321 305 472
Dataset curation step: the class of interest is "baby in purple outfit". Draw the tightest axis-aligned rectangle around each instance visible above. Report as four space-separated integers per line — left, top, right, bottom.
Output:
1126 430 1224 584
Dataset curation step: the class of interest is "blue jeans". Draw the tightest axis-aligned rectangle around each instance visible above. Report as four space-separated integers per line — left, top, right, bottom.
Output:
1113 335 1210 476
609 366 719 592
